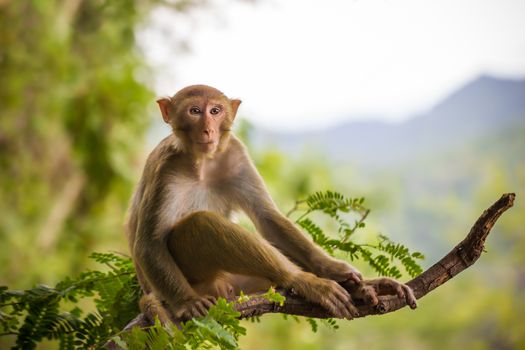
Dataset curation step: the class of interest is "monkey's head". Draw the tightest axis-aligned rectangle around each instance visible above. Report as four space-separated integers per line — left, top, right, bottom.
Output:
157 85 241 156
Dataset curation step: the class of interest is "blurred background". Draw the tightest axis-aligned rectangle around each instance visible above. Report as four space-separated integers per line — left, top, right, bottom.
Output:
1 0 524 349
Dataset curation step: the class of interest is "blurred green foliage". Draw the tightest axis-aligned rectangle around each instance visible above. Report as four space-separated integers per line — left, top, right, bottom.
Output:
0 0 158 287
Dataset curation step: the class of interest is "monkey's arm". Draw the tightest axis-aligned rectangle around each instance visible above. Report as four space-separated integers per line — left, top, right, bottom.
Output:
133 230 205 316
251 205 361 282
236 161 360 283
133 190 214 319
133 233 193 296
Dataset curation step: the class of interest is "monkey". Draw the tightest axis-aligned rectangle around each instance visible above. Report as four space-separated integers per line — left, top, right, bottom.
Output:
126 85 417 322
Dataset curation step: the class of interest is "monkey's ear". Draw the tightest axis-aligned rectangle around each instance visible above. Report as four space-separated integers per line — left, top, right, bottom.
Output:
230 99 242 119
156 98 172 124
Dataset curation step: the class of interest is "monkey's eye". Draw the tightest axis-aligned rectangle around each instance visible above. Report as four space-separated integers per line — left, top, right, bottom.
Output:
189 107 201 115
210 107 221 115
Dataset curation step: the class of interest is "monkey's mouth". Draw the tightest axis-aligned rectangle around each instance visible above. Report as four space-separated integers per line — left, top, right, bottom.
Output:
194 141 218 153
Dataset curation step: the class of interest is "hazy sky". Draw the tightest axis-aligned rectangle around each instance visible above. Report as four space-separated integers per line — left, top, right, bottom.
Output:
140 0 525 131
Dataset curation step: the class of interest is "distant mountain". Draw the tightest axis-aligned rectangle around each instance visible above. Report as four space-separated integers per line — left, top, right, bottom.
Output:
250 75 525 167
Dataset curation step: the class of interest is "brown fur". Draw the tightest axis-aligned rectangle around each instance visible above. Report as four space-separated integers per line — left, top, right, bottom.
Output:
127 85 368 321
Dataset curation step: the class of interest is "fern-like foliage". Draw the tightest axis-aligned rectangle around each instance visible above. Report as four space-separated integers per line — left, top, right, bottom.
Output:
112 299 246 350
0 254 278 349
112 289 290 349
285 191 423 334
0 252 140 349
291 191 424 279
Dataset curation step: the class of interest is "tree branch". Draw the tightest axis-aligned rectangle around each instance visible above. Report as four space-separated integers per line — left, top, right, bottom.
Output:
123 193 515 328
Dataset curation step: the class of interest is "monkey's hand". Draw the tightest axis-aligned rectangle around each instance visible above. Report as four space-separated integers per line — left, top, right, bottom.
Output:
315 258 362 284
291 272 360 319
172 295 217 320
343 277 417 310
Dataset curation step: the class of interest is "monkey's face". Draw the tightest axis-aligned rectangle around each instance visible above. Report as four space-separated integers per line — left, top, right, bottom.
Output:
180 98 228 154
157 85 241 156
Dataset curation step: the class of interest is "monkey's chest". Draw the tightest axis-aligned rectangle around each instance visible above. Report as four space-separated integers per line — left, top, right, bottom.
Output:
168 181 231 222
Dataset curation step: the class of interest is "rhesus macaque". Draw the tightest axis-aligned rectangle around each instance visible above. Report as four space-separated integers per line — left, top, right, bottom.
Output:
126 85 416 322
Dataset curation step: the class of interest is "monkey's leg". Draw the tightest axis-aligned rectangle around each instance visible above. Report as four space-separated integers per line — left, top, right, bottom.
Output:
169 211 298 282
168 211 358 319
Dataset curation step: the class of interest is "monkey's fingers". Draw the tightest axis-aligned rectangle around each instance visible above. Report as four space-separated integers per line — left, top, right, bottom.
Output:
195 301 209 316
344 295 360 318
371 278 417 310
179 308 197 320
386 281 417 309
344 271 362 284
331 281 351 300
330 284 359 319
402 285 417 309
192 296 218 317
322 295 350 319
336 281 356 302
354 270 363 282
190 305 204 318
180 304 204 319
201 296 217 308
337 296 359 319
175 298 213 320
372 278 400 295
358 285 379 306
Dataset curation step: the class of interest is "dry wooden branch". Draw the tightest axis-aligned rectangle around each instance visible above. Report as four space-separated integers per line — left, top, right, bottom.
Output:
123 193 515 329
